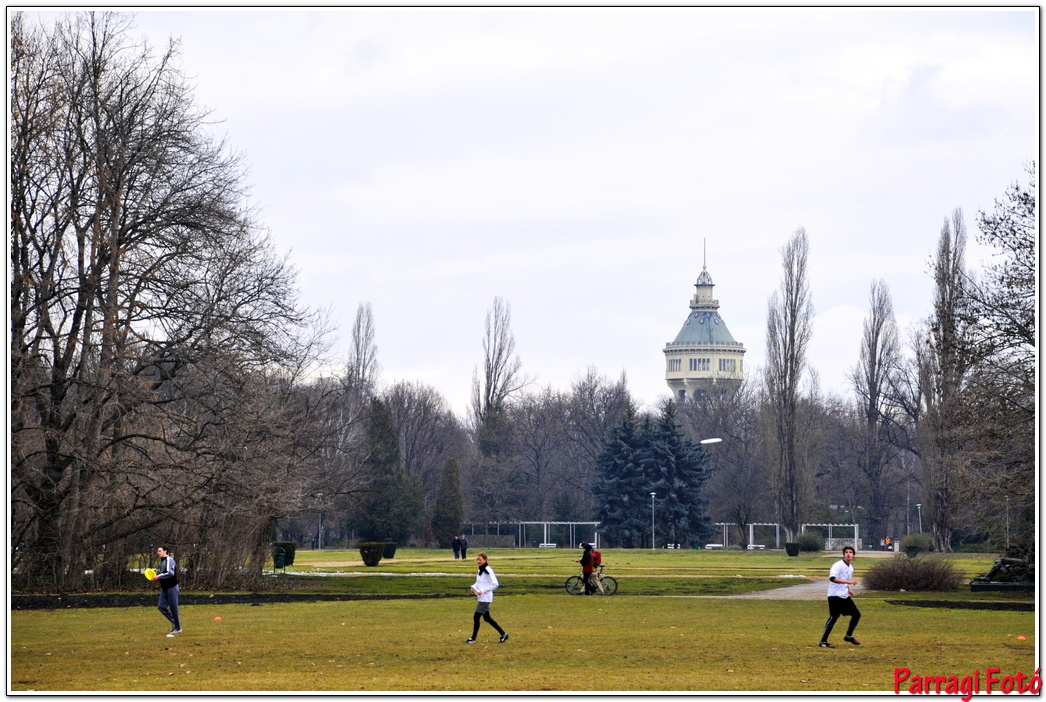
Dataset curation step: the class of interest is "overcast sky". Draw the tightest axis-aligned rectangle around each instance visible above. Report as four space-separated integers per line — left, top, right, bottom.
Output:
69 8 1037 416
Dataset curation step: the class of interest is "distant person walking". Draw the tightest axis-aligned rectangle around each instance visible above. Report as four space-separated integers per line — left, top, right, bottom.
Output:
150 546 182 637
459 535 468 560
452 535 461 559
465 553 508 644
819 546 860 648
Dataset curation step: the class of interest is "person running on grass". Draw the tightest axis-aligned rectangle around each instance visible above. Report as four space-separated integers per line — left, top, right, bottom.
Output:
466 552 508 644
819 546 860 648
150 546 182 637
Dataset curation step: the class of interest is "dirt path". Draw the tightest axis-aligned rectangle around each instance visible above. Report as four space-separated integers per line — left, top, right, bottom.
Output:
728 579 857 600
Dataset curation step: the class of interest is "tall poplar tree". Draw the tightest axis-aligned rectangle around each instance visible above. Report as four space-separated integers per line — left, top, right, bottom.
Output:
763 228 815 541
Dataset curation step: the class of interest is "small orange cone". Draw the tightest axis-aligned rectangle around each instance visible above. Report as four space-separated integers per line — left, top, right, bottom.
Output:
1017 635 1026 640
214 616 222 621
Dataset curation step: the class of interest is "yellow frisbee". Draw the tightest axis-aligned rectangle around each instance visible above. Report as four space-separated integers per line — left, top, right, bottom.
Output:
144 567 157 580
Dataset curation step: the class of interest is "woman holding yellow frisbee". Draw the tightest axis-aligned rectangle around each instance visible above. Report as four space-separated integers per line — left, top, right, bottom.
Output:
151 546 181 637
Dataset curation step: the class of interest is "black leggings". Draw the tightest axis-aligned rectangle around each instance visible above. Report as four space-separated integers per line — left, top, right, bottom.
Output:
821 596 860 641
472 610 505 639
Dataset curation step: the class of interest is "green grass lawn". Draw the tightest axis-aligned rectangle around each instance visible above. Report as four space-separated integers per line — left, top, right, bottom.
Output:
10 548 1033 692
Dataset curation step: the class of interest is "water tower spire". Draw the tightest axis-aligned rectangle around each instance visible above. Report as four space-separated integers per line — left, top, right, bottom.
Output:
663 241 746 403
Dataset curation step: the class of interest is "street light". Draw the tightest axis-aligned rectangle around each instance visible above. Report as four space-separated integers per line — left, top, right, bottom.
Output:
915 503 922 534
1005 496 1010 550
314 492 324 550
650 492 657 551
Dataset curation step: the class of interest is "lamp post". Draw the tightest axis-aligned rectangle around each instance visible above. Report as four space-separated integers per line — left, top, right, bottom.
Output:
314 492 324 549
1005 496 1010 550
915 503 922 534
906 478 910 535
650 492 657 551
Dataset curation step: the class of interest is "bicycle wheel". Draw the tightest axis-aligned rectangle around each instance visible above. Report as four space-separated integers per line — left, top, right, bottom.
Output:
600 576 618 595
565 576 584 595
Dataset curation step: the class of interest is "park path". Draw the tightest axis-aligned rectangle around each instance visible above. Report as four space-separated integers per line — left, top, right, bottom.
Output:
724 550 889 599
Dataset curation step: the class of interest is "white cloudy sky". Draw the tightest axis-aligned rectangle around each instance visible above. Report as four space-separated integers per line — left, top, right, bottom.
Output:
59 8 1039 416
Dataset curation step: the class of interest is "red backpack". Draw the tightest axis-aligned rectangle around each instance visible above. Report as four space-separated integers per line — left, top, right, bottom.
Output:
591 549 602 567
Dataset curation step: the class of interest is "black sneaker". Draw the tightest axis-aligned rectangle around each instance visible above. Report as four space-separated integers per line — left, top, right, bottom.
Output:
819 641 834 648
844 635 861 645
500 633 509 643
465 638 476 644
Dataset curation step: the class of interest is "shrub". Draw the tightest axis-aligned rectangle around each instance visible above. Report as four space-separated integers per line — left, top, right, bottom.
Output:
797 530 823 552
271 542 296 566
901 533 934 556
863 554 962 591
359 542 386 567
382 542 397 559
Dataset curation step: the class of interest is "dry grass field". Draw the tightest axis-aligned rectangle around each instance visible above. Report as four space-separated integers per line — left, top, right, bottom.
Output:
10 548 1035 692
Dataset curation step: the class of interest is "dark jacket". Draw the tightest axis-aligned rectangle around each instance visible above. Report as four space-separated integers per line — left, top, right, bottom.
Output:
580 549 594 574
156 554 178 590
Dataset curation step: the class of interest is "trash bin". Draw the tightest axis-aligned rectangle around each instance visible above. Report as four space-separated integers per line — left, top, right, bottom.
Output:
273 547 286 570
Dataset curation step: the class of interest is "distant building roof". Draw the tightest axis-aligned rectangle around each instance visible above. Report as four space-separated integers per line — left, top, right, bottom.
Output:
669 310 742 347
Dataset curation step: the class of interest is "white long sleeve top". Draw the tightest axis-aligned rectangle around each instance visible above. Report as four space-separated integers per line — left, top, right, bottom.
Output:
828 559 854 599
471 566 499 603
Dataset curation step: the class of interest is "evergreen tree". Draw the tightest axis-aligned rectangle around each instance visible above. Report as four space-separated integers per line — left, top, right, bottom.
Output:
595 403 715 548
594 405 647 547
431 458 464 548
643 403 714 547
351 398 423 544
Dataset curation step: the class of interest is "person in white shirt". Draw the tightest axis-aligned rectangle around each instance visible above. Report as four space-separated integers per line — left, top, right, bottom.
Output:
819 546 861 648
466 553 508 644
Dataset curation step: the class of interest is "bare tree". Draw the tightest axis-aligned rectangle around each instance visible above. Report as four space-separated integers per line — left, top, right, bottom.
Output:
511 386 570 519
680 379 765 546
562 368 632 517
917 210 974 552
9 12 324 589
346 302 380 398
848 279 902 543
956 167 1036 553
470 297 526 434
762 228 815 541
383 380 467 508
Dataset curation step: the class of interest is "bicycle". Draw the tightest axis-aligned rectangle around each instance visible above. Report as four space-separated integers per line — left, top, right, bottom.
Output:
565 564 617 595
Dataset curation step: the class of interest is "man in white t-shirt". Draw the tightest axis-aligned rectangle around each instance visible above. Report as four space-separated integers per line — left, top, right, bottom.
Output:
819 546 861 648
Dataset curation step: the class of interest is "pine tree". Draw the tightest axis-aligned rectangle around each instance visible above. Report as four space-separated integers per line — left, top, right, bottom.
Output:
351 398 422 544
431 459 464 548
595 403 715 548
594 405 647 548
644 403 714 547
